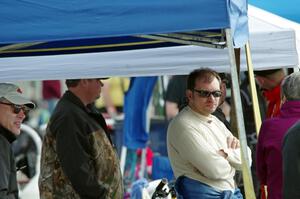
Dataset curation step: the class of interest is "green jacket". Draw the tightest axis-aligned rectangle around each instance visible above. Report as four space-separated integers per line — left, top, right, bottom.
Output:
39 91 123 199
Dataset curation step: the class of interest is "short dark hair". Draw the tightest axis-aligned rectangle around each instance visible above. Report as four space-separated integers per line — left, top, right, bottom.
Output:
187 68 221 90
65 79 80 87
218 73 230 84
254 69 282 77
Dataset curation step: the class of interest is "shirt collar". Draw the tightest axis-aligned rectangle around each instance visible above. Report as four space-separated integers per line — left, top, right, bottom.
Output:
186 106 213 123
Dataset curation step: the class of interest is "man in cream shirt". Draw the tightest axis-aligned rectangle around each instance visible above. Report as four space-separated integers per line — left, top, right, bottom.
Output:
167 68 248 199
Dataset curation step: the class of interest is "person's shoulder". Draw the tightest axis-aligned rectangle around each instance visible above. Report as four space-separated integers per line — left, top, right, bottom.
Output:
50 99 84 126
283 122 300 152
261 117 281 127
286 121 300 138
56 96 82 113
170 107 200 128
168 108 188 124
259 117 293 140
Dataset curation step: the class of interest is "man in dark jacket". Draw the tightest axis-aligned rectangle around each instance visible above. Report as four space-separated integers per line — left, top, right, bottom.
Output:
0 83 35 199
282 120 300 199
39 78 123 199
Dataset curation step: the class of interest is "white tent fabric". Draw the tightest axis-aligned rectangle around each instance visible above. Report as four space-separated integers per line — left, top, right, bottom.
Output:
248 5 300 65
0 6 298 82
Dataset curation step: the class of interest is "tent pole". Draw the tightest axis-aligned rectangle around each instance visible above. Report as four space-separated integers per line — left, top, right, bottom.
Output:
245 41 267 198
225 29 256 199
138 94 154 179
0 42 44 52
120 146 127 176
245 42 262 134
230 48 241 139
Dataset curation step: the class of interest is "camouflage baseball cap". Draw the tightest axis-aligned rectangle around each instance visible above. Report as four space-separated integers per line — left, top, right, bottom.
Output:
0 83 35 109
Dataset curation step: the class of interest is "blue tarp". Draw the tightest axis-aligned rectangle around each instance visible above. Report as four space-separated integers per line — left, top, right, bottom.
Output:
0 0 248 47
123 77 157 149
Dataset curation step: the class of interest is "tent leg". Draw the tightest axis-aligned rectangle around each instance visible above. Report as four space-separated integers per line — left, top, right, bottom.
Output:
245 42 262 134
225 29 256 199
120 146 127 176
138 94 154 179
138 148 147 179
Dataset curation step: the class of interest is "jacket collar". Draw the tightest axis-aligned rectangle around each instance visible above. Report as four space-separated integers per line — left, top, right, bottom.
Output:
63 91 110 138
64 90 101 115
63 90 87 111
0 125 17 143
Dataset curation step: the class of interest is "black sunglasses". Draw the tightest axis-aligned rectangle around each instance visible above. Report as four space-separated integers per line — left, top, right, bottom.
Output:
0 102 30 114
193 89 222 98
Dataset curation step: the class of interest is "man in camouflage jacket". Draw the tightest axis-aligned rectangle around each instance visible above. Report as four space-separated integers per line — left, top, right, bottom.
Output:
39 79 123 199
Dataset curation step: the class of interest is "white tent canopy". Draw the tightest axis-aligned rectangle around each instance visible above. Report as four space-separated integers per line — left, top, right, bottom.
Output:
249 5 300 65
0 5 298 82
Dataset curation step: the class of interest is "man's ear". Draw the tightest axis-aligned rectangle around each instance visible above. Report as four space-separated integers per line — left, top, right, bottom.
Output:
186 89 193 100
80 79 89 87
255 76 265 87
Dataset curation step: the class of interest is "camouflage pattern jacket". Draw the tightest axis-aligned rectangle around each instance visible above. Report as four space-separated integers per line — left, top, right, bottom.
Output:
39 91 123 199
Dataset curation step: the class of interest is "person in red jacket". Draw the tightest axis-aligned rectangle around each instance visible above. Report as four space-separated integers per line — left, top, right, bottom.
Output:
254 69 286 118
256 72 300 199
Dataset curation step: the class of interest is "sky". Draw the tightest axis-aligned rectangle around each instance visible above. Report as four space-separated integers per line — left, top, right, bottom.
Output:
249 0 300 23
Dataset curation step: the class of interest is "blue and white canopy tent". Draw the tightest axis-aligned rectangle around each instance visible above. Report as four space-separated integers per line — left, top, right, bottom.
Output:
0 0 250 81
0 1 297 198
0 4 298 81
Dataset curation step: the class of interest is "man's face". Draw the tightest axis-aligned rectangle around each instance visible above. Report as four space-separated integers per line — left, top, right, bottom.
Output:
86 79 104 103
255 76 275 91
0 101 26 135
187 77 221 116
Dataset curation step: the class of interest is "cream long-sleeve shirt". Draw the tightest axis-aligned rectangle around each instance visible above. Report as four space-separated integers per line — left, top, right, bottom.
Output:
167 106 250 191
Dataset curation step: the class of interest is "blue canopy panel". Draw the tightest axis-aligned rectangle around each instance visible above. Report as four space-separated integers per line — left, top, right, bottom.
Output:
0 0 248 48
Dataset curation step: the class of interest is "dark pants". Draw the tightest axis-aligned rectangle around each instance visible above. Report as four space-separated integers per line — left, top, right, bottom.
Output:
175 176 243 199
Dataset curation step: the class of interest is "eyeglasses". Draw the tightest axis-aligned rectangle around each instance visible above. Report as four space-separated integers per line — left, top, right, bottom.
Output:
193 89 222 98
0 102 30 114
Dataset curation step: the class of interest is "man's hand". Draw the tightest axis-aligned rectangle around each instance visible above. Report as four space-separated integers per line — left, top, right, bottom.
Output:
218 136 240 159
218 149 228 158
227 136 240 149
